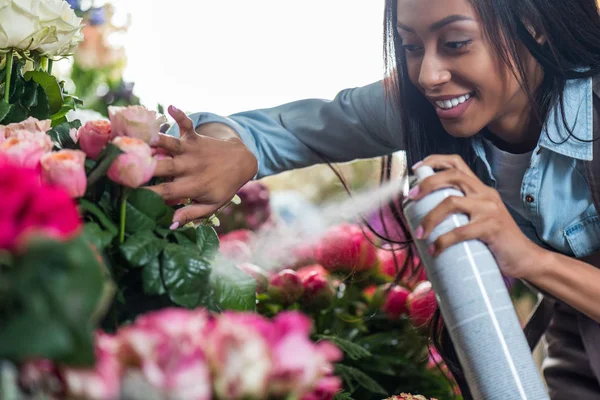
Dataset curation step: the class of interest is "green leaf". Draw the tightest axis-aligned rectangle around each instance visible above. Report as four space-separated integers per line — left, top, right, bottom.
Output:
125 202 156 233
82 222 116 251
28 85 50 120
316 335 372 361
47 120 79 150
333 392 355 400
335 364 388 396
120 231 165 267
2 103 26 124
127 188 170 221
23 71 63 114
209 260 256 311
79 200 119 236
161 243 211 308
0 101 11 122
142 259 166 295
86 142 123 186
196 225 219 260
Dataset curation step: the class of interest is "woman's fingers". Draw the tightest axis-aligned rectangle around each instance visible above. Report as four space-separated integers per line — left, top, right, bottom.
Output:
416 154 477 177
153 133 183 155
173 203 222 227
168 105 195 137
415 195 477 240
154 157 184 178
409 168 479 200
429 219 497 256
146 180 190 201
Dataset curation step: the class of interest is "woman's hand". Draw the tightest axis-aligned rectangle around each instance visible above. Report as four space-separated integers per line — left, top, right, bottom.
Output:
147 106 258 228
409 154 546 280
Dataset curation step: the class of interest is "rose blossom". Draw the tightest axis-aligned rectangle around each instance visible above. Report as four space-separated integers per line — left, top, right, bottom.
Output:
107 137 156 188
40 150 87 198
316 223 379 272
207 314 272 399
0 0 56 52
62 333 122 400
77 120 112 159
0 157 81 252
37 0 84 57
108 105 166 144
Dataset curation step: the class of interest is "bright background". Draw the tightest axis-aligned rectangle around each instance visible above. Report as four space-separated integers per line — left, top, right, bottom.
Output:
114 0 386 116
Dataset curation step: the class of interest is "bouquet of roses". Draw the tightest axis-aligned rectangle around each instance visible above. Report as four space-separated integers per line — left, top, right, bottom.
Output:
19 308 342 400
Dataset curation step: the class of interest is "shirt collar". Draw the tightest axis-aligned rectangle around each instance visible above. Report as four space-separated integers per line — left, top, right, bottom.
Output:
538 76 593 161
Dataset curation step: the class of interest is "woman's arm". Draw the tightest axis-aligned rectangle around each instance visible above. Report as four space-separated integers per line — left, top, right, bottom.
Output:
525 250 600 323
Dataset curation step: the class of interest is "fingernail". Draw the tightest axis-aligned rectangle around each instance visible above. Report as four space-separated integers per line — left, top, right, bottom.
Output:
170 222 180 230
408 186 420 199
412 161 423 170
428 244 436 256
150 134 159 146
415 225 424 239
170 105 179 113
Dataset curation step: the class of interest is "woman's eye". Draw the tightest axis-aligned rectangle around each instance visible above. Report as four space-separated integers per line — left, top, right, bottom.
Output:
402 44 423 53
445 40 472 50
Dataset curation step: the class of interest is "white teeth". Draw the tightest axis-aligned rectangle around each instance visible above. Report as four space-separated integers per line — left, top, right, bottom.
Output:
435 93 472 110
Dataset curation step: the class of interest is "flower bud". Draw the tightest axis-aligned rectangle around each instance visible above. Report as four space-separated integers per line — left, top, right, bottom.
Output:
382 285 411 319
40 150 87 198
107 137 156 188
77 120 112 159
268 269 304 306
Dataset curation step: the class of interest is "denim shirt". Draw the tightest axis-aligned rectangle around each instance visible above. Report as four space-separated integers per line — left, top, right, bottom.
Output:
175 78 597 258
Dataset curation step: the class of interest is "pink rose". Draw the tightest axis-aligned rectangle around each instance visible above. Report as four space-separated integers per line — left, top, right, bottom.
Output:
382 285 411 319
406 281 438 328
108 105 166 144
269 312 342 396
0 130 53 168
300 269 334 310
62 333 122 400
268 269 304 306
0 158 82 252
207 314 272 399
1 117 52 138
107 137 156 188
118 309 211 400
237 263 269 293
301 376 343 400
77 120 112 159
41 150 87 198
316 224 379 272
378 247 426 289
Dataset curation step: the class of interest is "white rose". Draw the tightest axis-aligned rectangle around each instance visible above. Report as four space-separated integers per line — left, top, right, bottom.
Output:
37 0 83 57
0 0 57 52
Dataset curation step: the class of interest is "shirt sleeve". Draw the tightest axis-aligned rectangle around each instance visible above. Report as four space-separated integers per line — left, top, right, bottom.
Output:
167 80 404 179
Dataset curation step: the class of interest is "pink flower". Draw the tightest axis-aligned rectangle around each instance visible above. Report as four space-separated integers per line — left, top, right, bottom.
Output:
269 312 342 396
219 229 255 244
407 281 438 328
108 105 166 144
207 314 272 399
40 150 87 198
268 269 304 306
62 333 122 400
118 308 211 400
382 285 411 319
107 137 156 188
77 120 113 159
301 376 343 400
1 117 52 139
378 247 426 289
219 239 252 262
0 130 53 168
296 264 329 281
316 224 379 272
0 158 82 252
300 270 334 309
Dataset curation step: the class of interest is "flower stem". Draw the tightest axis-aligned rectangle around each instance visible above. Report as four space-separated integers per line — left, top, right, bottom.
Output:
47 59 53 75
4 50 13 103
40 57 48 71
119 188 132 243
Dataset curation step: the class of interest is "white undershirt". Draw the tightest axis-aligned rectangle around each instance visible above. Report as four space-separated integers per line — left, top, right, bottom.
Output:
482 138 534 221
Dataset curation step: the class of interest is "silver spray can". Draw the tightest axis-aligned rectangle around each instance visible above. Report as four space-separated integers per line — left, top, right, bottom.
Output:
403 165 548 400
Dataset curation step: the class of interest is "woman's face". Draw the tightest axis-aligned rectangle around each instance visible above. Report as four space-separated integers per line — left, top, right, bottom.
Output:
396 0 539 141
